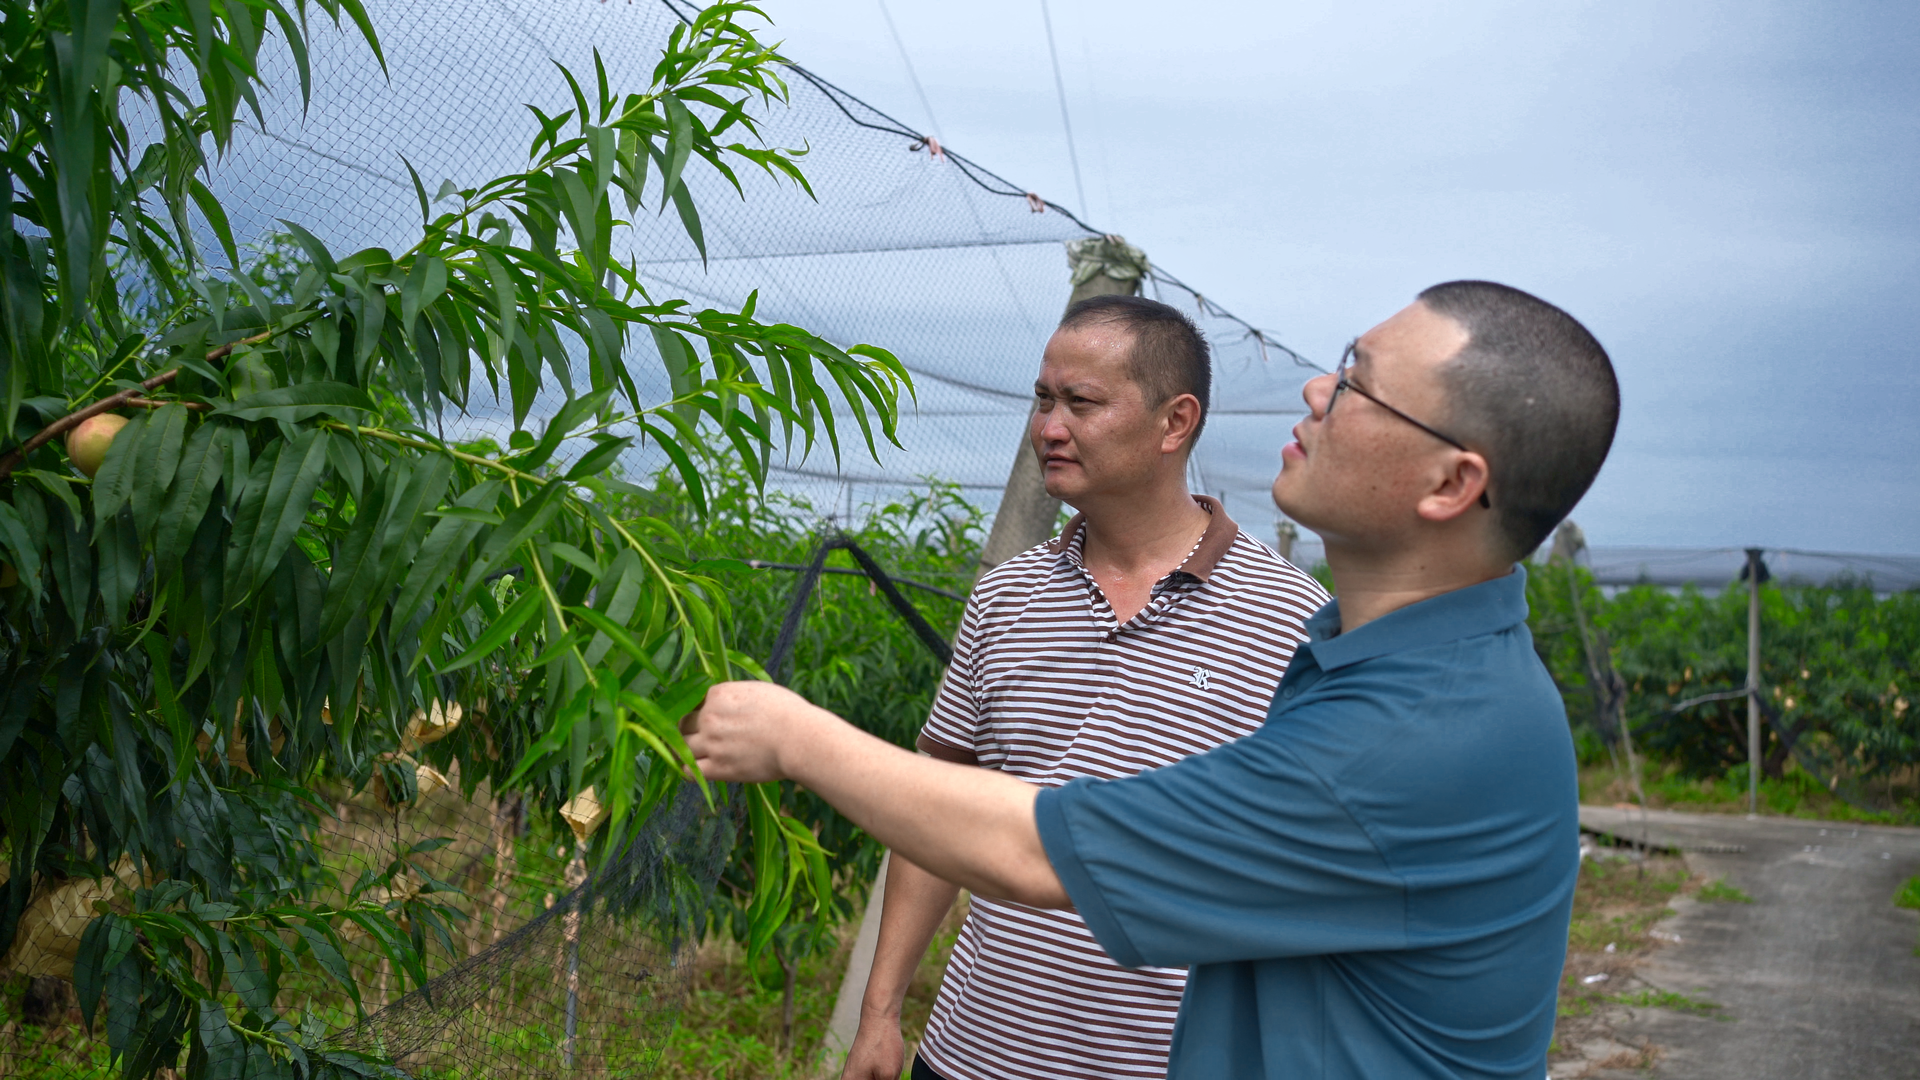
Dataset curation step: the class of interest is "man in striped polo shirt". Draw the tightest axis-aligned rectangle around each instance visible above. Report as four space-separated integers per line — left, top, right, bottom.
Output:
841 295 1327 1080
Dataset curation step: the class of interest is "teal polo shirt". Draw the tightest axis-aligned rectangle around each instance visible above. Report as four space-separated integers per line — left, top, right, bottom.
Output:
1034 568 1577 1079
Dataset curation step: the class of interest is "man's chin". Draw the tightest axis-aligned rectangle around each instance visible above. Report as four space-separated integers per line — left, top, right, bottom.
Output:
1042 472 1084 502
1270 483 1319 534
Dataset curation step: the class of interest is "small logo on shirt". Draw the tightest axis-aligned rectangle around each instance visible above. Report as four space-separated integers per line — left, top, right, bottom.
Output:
1189 667 1211 691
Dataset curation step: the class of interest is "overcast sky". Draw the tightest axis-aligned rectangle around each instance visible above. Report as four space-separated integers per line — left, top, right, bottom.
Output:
757 0 1919 556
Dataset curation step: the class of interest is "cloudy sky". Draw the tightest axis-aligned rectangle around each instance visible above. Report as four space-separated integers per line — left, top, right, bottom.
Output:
758 0 1919 556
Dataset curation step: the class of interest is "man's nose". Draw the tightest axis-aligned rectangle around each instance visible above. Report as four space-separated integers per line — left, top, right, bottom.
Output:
1035 404 1070 444
1302 372 1337 419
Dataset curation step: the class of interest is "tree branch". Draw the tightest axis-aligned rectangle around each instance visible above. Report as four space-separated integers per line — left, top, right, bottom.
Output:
0 331 272 482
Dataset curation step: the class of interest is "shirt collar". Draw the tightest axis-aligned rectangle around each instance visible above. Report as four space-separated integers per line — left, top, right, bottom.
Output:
1048 495 1241 582
1304 566 1531 671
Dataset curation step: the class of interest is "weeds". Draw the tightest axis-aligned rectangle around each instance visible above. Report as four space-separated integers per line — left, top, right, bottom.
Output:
1552 854 1699 1073
1565 857 1688 954
1696 878 1753 903
1579 760 1920 826
1604 988 1730 1020
654 896 968 1079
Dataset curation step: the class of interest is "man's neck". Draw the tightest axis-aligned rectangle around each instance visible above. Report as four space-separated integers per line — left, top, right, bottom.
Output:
1077 479 1213 577
1324 534 1510 633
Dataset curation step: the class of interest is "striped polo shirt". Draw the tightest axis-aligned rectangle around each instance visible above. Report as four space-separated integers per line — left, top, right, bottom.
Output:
914 496 1328 1080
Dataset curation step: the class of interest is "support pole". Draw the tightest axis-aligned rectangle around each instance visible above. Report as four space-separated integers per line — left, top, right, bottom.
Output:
974 236 1151 577
1745 548 1765 815
1274 520 1297 562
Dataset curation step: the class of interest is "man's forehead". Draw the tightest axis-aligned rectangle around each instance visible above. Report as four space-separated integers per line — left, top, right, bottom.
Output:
1352 301 1467 371
1037 338 1132 388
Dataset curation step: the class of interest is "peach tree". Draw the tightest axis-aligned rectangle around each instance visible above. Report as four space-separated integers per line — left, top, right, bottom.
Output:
0 0 895 1074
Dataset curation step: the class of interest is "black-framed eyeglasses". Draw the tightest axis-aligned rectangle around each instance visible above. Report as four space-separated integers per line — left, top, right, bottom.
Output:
1330 341 1492 509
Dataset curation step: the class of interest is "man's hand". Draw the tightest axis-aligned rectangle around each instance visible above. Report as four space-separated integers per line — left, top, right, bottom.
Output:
681 681 831 782
682 680 1070 908
839 1009 907 1080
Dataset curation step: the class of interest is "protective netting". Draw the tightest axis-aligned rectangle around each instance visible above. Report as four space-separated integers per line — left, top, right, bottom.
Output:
322 778 733 1079
162 0 1322 542
5 1 1318 1073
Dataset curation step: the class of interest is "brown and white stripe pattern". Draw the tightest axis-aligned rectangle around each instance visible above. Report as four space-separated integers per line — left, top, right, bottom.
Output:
914 497 1327 1080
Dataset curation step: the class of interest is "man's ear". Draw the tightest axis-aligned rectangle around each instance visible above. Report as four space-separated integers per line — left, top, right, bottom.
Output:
1159 393 1203 455
1416 449 1491 523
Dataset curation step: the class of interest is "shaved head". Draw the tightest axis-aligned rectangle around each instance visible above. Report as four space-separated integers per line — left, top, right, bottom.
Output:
1418 281 1619 560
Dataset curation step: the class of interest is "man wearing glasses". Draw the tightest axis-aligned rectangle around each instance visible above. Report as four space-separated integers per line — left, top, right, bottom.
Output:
685 281 1619 1079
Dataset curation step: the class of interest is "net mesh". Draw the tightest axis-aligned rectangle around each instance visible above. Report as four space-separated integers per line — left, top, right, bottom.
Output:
2 0 1318 1074
168 0 1322 538
321 779 733 1078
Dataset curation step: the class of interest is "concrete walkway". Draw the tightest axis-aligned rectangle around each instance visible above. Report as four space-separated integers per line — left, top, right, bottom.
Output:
1577 806 1920 1080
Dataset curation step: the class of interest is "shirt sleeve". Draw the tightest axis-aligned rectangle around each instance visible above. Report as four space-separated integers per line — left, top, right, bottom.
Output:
916 589 984 765
1034 724 1408 969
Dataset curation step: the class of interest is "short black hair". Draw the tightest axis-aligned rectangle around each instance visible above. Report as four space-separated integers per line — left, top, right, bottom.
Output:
1057 293 1212 445
1417 281 1619 562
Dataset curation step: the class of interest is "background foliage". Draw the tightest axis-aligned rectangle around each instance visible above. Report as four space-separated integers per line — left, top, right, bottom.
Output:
1526 560 1920 815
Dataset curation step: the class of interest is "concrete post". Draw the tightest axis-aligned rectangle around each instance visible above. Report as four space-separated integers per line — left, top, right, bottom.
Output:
1745 548 1766 815
1274 520 1298 562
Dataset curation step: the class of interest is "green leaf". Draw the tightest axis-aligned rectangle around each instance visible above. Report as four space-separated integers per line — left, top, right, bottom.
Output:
401 253 449 336
546 541 601 579
328 432 366 503
564 434 633 482
451 482 567 607
567 604 654 676
43 496 92 626
334 0 388 74
129 403 189 536
276 219 337 278
96 508 139 628
506 683 593 785
226 427 329 599
361 453 454 609
425 506 503 525
154 423 225 571
669 179 707 265
390 480 501 629
660 93 694 212
188 179 241 270
641 419 707 518
315 465 390 644
291 924 358 1009
0 499 43 600
436 586 542 674
212 381 376 423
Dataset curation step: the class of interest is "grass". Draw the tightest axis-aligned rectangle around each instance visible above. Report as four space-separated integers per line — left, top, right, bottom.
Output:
1697 878 1753 903
1604 988 1729 1020
0 990 114 1079
654 896 968 1080
1578 759 1920 826
1895 876 1920 912
1551 853 1713 1068
1564 855 1690 954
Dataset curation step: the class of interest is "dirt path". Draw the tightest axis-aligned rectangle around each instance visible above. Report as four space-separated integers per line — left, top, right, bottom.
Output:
1572 806 1920 1080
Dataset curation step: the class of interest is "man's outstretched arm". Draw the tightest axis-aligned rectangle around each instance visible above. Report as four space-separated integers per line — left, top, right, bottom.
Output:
683 681 1069 908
